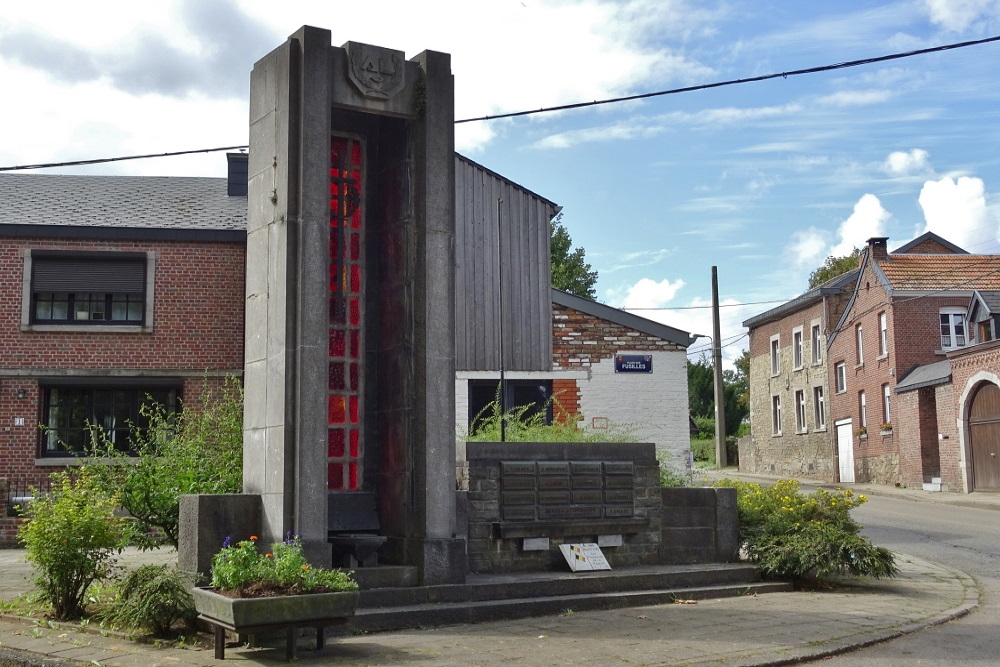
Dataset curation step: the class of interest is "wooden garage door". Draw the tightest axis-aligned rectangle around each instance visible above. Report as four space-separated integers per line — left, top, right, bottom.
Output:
969 383 1000 492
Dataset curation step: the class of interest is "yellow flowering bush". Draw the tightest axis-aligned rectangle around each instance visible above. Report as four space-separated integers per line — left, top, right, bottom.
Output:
714 479 896 581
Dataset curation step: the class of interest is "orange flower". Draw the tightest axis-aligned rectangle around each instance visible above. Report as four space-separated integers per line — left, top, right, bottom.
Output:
301 565 309 570
266 553 272 558
250 535 258 541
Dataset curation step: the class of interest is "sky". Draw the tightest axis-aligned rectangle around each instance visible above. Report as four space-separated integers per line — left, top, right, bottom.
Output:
3 0 1000 366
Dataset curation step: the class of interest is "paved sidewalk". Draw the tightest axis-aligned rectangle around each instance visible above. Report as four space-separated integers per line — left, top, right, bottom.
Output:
0 548 979 666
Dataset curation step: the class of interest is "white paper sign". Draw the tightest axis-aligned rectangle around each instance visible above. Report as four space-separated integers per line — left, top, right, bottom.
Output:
559 543 611 572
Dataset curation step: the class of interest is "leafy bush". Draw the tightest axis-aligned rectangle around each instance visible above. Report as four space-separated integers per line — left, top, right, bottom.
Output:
84 376 243 548
466 398 637 443
713 478 897 581
18 468 127 620
211 535 358 597
96 564 197 636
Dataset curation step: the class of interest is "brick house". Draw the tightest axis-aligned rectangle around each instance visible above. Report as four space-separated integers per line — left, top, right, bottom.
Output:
744 231 1000 493
740 269 857 479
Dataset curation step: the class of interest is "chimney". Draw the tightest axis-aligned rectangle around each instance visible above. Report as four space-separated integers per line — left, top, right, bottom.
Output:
867 237 889 261
226 152 248 197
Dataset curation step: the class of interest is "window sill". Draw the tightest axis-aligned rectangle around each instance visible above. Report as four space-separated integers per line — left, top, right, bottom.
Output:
793 365 804 372
880 430 893 436
835 389 846 395
21 324 152 334
813 427 827 433
35 457 83 467
795 429 808 435
771 432 782 437
876 353 888 361
854 362 864 370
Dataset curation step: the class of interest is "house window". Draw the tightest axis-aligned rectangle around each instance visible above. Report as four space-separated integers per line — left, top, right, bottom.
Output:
792 327 804 370
468 380 553 431
795 390 806 433
859 390 867 428
883 384 891 424
835 362 847 393
940 308 968 350
813 386 825 430
29 252 148 325
878 312 888 356
771 395 782 435
40 383 180 457
770 335 780 376
855 324 864 365
811 324 822 365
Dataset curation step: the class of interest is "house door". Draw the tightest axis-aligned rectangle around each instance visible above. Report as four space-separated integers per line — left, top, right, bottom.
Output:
836 419 855 484
969 382 1000 492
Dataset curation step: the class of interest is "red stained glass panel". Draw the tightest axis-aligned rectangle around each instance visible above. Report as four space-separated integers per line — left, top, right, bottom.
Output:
350 363 359 391
328 395 346 424
350 233 360 261
329 330 345 357
328 463 344 490
348 463 358 490
350 331 359 359
350 265 360 293
349 396 359 424
350 298 359 326
350 430 359 458
329 363 345 391
328 430 345 458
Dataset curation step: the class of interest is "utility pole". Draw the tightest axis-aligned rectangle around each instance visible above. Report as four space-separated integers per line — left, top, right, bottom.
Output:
712 266 728 468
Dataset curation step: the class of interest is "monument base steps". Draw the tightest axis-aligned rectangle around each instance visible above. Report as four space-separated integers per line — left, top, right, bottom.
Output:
337 563 790 633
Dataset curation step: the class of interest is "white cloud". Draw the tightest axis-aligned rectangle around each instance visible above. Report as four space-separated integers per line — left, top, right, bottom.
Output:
921 0 1000 32
815 90 892 107
610 277 686 309
918 175 998 250
882 149 931 177
787 227 831 268
831 194 892 256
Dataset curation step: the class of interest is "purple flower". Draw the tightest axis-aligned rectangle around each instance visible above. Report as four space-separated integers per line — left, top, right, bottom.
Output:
222 535 232 549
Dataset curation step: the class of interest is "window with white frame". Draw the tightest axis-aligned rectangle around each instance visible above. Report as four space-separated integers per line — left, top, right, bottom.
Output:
878 312 888 356
795 389 806 432
811 323 822 365
835 361 846 393
882 384 891 425
813 386 825 429
859 390 867 428
855 323 864 364
940 308 968 350
793 327 804 370
770 335 780 376
772 395 782 435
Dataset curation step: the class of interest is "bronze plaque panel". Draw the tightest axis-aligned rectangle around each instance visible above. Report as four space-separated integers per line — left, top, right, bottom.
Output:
572 476 602 489
604 490 634 504
538 477 570 490
538 462 570 476
502 462 536 476
502 491 536 505
572 490 603 504
605 476 633 489
503 507 537 521
538 491 570 505
538 505 603 520
605 506 635 518
571 462 602 476
604 462 633 476
502 477 536 490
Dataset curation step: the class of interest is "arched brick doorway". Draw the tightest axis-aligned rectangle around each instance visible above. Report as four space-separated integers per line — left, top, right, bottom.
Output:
968 382 1000 492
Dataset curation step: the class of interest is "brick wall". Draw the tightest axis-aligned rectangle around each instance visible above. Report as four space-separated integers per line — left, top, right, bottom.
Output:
0 236 245 493
552 302 690 469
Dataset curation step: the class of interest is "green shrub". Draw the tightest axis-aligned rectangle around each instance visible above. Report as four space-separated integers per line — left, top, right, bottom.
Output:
83 376 243 548
96 565 197 636
713 478 897 581
18 469 127 620
211 535 358 596
465 398 637 443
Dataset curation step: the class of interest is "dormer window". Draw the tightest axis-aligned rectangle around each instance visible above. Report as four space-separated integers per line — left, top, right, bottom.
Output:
940 308 968 350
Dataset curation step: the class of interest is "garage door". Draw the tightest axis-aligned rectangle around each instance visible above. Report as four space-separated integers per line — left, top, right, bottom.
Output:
969 382 1000 492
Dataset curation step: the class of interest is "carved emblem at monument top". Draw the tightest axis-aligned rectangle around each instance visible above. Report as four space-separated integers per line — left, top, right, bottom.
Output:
346 42 405 99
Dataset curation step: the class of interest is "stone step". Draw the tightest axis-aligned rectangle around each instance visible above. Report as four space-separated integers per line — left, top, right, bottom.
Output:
348 580 792 633
358 563 763 608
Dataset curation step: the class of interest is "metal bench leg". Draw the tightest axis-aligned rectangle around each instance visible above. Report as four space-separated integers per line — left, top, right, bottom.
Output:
286 626 296 661
214 624 226 660
316 625 325 651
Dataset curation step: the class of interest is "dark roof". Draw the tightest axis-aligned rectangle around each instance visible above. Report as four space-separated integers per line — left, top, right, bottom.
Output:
0 174 247 237
742 267 859 329
895 359 952 393
892 231 968 254
551 289 692 347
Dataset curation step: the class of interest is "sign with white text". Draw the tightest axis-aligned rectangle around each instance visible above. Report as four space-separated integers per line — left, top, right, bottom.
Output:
559 543 612 572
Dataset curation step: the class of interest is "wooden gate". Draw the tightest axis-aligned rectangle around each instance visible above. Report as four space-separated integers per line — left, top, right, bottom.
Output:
969 382 1000 492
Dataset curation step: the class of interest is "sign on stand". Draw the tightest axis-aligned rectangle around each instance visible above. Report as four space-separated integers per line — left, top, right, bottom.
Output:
559 543 612 572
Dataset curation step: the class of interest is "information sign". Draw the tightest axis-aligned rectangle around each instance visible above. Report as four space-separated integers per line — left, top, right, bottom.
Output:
559 543 612 572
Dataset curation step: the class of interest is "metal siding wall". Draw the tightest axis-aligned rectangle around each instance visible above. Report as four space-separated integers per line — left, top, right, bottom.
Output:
455 157 553 371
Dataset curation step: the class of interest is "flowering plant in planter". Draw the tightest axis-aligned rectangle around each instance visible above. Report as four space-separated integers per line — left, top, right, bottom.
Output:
210 534 357 598
880 422 892 432
854 426 867 437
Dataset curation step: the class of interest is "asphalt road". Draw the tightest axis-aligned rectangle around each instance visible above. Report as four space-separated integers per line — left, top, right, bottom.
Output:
802 489 1000 665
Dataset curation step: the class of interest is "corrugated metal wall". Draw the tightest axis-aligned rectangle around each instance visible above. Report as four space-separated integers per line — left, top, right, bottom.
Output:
455 155 556 371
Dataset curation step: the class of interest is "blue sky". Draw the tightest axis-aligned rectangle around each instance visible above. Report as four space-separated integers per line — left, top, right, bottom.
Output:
2 0 1000 364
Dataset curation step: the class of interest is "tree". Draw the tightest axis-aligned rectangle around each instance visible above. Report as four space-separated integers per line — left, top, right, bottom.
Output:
687 351 750 440
550 212 598 299
808 248 861 288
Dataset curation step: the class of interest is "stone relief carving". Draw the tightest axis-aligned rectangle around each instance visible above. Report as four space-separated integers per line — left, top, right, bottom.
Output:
345 42 405 99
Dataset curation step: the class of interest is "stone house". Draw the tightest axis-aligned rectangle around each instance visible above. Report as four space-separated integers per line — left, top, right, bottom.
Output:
743 231 1000 493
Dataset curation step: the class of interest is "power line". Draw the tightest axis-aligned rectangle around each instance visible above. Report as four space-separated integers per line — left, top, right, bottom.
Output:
625 298 787 311
455 34 1000 124
3 34 998 172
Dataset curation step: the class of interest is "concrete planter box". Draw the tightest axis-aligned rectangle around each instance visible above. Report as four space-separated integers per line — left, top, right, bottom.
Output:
192 587 359 628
